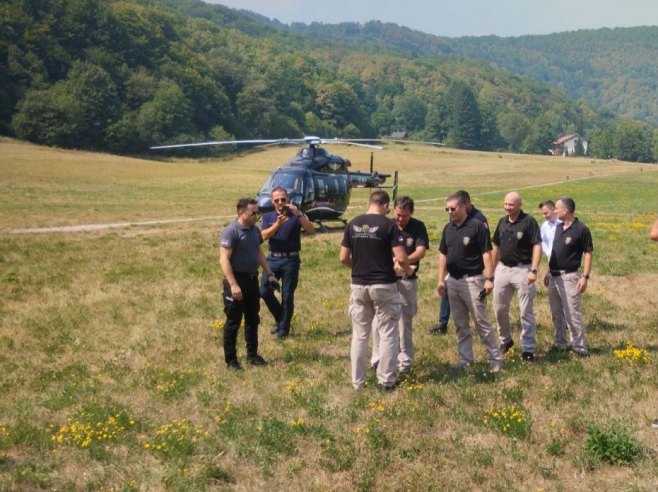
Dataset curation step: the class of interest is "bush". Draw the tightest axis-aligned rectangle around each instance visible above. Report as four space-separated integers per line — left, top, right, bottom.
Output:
584 422 641 466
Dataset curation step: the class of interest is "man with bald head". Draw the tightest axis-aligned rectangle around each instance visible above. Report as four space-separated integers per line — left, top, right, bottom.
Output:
491 192 542 360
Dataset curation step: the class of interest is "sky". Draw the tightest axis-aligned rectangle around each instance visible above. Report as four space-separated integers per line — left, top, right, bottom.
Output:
208 0 658 38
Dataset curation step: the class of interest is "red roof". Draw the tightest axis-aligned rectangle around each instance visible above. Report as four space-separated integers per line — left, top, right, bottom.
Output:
552 134 578 145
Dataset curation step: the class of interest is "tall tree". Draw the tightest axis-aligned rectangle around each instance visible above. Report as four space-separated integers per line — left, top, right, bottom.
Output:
446 82 482 150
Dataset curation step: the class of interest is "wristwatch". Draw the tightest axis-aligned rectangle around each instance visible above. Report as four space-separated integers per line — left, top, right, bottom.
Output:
530 268 538 274
485 276 494 282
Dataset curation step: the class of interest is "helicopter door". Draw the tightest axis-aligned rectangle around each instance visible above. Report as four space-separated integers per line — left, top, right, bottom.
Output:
314 177 327 200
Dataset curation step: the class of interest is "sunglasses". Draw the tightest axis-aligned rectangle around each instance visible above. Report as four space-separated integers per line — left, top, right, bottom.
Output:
272 198 288 204
445 206 459 212
243 210 261 217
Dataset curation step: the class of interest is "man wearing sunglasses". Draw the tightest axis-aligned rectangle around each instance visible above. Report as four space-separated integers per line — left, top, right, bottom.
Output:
220 198 275 370
438 192 503 372
260 187 316 339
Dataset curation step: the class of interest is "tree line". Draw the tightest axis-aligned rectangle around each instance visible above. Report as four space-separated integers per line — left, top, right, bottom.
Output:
1 0 656 162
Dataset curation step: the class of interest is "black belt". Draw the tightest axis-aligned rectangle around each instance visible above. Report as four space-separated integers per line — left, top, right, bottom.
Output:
501 262 530 267
453 272 481 279
270 252 299 257
233 271 259 279
550 270 578 276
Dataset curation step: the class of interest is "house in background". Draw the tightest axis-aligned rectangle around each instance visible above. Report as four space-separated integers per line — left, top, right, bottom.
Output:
551 134 588 156
390 131 408 139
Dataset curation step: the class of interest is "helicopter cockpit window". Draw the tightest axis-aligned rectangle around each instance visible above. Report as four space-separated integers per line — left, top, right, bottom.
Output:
300 148 313 159
268 173 303 195
304 175 314 202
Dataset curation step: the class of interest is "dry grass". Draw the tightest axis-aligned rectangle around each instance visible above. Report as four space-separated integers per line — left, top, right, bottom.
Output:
1 138 658 490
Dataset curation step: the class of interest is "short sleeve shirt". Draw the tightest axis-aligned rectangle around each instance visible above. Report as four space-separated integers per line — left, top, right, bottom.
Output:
492 211 541 265
399 217 429 278
549 218 593 272
262 211 302 253
219 220 262 273
341 214 404 285
439 217 492 277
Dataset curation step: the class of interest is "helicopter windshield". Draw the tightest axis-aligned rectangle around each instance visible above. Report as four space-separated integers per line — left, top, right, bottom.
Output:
259 171 304 195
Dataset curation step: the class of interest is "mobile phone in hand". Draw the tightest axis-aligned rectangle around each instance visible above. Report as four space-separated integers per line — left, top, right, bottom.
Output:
478 289 487 301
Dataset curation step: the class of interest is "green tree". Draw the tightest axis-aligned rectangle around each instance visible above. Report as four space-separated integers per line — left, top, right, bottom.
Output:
446 82 482 150
589 128 614 159
498 112 530 153
612 120 653 162
393 95 427 132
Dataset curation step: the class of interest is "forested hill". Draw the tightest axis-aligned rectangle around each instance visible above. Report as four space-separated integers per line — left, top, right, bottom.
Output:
277 20 658 126
2 0 654 161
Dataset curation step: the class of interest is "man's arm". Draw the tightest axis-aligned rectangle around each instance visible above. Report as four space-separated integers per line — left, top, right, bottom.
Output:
299 213 316 234
392 245 411 275
650 217 658 241
577 251 592 293
220 247 242 300
491 244 499 270
261 215 287 241
527 243 541 284
437 253 447 297
339 245 352 268
258 247 274 277
482 250 494 294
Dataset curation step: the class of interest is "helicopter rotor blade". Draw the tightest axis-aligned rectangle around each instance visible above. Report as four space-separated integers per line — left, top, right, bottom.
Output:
321 138 383 150
149 138 308 150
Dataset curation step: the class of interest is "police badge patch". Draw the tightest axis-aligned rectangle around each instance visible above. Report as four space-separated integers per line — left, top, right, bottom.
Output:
406 237 414 247
463 237 470 246
516 231 524 240
565 237 572 245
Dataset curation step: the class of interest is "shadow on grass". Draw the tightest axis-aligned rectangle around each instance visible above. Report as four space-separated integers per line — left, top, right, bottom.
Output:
586 316 627 333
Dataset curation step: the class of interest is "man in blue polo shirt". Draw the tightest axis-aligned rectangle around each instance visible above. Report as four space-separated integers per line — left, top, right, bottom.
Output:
260 187 316 339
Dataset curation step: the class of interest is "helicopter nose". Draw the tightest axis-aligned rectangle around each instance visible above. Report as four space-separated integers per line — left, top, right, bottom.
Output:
257 195 275 213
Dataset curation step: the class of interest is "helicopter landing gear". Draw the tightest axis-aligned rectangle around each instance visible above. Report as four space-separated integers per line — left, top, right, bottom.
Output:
313 218 347 233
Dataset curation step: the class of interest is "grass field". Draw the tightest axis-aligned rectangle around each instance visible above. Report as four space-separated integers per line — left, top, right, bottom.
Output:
1 136 657 490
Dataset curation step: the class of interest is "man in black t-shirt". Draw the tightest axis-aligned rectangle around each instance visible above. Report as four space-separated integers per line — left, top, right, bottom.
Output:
438 192 503 371
491 192 542 360
340 191 411 390
548 197 593 356
371 196 429 375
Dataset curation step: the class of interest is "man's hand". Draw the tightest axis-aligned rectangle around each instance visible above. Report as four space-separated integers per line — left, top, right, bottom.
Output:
527 271 537 285
438 282 446 298
230 284 243 300
287 203 301 216
275 213 288 226
577 277 588 293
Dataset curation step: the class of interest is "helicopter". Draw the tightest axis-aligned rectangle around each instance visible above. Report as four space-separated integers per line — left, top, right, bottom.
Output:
150 136 399 231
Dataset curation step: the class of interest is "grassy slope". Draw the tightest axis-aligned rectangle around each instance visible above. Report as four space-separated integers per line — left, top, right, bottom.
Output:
1 137 657 490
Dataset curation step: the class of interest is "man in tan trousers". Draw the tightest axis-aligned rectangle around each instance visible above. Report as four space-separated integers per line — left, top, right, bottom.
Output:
340 191 411 391
492 192 542 361
547 197 593 356
438 192 503 371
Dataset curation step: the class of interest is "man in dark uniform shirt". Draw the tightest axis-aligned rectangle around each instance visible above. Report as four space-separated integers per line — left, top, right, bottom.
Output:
547 197 593 356
438 192 503 371
340 191 411 390
491 192 542 360
259 187 316 339
219 198 276 370
431 190 488 335
371 196 429 374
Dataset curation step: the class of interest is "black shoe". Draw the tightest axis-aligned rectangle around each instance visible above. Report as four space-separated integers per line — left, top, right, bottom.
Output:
276 330 289 340
500 340 514 354
227 359 242 371
429 321 448 335
521 351 534 361
247 354 267 366
377 383 396 392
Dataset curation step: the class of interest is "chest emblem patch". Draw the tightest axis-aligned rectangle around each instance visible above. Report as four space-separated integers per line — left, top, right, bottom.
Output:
516 231 524 240
565 237 572 245
463 237 471 246
406 237 414 247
